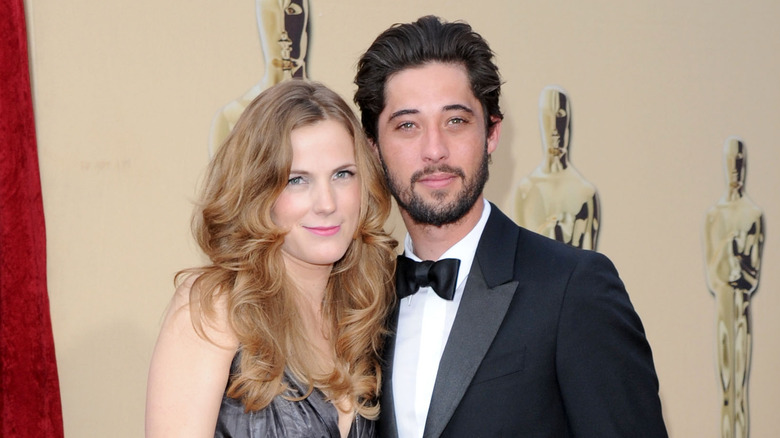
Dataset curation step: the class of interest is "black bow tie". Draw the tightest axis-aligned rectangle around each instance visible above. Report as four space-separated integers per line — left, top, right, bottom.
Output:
396 255 461 300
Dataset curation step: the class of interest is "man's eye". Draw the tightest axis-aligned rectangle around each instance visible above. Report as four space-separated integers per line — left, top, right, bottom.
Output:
449 117 466 125
398 122 415 130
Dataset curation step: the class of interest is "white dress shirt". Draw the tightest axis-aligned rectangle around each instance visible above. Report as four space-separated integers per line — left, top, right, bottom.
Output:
393 200 491 438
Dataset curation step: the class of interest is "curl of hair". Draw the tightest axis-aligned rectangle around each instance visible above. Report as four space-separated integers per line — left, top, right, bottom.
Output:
178 80 397 419
354 15 504 142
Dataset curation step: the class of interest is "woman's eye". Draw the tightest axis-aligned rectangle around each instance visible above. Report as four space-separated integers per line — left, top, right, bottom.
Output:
287 176 304 185
334 170 355 179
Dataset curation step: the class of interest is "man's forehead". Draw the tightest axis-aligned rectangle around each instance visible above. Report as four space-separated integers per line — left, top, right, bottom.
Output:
381 65 478 114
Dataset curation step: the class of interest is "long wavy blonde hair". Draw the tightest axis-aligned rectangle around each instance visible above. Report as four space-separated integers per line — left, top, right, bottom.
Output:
179 80 396 419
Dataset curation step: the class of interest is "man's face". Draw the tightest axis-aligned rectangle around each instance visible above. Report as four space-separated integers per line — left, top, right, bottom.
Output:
374 62 500 226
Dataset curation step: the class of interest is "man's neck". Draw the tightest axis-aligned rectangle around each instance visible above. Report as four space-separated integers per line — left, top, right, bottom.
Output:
402 196 486 261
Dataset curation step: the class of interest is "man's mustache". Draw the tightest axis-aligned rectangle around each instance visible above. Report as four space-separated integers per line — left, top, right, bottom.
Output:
410 165 466 184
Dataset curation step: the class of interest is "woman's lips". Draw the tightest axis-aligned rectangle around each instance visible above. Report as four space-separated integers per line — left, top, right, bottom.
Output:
306 225 341 236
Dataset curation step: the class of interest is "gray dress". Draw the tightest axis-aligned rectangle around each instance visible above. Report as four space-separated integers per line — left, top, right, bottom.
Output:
214 356 376 438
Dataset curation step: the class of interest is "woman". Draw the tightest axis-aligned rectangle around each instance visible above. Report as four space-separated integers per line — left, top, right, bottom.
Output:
145 80 396 437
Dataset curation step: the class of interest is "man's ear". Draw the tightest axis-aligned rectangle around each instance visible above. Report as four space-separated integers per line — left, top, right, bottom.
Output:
486 116 502 155
369 138 381 159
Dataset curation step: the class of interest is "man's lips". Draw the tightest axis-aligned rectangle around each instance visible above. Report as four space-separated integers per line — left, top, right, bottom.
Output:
416 173 457 189
305 225 341 236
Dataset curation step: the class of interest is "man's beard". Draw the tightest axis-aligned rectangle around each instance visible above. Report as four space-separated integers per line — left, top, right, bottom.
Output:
379 148 489 227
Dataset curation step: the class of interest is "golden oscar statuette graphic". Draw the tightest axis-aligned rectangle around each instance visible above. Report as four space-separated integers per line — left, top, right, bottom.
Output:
507 85 600 249
703 136 765 438
208 0 310 156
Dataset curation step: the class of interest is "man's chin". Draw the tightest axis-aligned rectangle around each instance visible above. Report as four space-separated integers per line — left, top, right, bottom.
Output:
407 195 455 213
409 184 459 202
402 199 471 227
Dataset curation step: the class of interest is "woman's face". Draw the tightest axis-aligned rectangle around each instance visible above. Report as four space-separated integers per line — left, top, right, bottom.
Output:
271 119 361 269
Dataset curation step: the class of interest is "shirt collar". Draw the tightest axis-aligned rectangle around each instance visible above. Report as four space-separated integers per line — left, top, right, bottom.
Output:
403 199 491 291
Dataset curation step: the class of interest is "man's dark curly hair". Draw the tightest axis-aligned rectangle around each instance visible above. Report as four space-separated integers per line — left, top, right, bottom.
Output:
354 15 504 142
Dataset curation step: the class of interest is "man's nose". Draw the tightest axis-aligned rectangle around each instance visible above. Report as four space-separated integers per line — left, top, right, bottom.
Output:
421 126 449 162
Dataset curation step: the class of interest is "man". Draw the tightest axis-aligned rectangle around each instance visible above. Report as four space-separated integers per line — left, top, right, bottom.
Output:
354 15 667 437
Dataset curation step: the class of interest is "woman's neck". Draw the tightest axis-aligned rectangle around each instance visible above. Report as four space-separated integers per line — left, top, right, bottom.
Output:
282 254 332 305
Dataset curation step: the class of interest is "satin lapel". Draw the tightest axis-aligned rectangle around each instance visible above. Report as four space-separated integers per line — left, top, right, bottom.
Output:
422 263 518 438
378 303 400 438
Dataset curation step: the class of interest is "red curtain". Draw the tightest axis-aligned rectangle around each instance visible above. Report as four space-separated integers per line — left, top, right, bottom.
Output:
0 0 64 436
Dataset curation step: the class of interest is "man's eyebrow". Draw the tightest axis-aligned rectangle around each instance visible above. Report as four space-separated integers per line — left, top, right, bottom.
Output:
443 104 474 114
388 109 419 121
388 105 474 121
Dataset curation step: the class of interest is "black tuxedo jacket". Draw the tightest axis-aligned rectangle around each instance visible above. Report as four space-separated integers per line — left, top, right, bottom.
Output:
379 204 667 437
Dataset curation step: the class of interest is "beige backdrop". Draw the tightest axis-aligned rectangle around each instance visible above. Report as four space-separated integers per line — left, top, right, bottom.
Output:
25 1 779 436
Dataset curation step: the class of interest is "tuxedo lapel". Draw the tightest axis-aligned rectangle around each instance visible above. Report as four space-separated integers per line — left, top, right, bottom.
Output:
422 263 518 437
422 204 520 438
378 304 400 438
